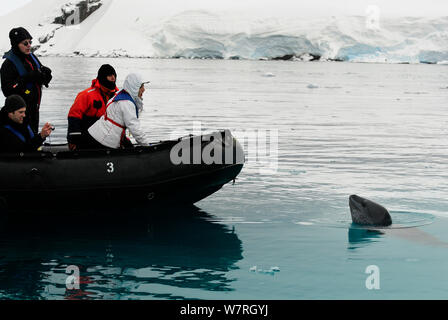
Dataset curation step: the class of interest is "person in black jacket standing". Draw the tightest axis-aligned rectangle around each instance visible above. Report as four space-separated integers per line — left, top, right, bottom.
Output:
0 27 52 134
0 95 52 153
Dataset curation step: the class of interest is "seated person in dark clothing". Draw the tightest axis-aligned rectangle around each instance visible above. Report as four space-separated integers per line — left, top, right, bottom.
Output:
0 95 52 153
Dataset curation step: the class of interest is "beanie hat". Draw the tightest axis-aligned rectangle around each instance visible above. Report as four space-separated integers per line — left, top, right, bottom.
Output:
9 27 33 47
97 64 117 90
2 95 27 113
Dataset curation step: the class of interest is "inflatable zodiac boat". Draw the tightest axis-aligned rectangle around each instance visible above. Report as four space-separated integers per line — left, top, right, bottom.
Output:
0 130 244 206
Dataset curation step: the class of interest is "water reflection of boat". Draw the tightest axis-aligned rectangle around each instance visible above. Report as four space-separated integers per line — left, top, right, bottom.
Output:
0 130 244 208
0 204 243 300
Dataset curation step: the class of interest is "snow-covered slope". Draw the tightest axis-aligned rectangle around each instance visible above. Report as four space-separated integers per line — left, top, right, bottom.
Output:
1 0 448 63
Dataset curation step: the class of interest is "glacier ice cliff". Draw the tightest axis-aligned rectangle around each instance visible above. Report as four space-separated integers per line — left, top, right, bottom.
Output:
1 0 447 64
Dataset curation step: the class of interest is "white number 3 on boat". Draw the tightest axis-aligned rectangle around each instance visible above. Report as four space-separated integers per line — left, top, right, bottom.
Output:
106 162 114 173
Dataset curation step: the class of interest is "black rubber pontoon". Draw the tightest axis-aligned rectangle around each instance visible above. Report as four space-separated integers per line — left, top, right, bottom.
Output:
0 130 244 206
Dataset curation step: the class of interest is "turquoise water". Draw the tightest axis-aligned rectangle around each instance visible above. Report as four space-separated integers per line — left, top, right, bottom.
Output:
1 58 448 299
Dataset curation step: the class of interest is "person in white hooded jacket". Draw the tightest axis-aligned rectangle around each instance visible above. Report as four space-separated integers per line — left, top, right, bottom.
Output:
88 73 151 149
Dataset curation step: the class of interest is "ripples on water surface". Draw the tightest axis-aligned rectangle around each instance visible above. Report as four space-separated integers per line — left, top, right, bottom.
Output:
1 58 448 299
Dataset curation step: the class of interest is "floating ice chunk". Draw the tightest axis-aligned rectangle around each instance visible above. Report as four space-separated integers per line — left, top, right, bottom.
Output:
307 84 319 89
259 269 275 275
250 265 280 275
295 221 314 226
263 72 276 77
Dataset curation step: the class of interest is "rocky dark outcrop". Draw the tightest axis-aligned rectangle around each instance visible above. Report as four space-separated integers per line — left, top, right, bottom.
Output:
272 54 295 61
271 53 322 61
38 26 63 44
53 0 102 25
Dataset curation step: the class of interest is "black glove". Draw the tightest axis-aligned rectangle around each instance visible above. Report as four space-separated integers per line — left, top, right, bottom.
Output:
41 66 52 87
93 100 102 110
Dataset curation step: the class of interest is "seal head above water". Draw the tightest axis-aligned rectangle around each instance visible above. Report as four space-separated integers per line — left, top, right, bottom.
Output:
349 195 392 226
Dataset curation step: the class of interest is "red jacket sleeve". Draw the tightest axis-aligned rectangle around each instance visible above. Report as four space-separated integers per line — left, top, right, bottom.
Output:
68 91 90 119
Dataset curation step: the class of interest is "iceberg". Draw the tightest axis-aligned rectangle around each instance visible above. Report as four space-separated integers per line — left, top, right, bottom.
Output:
0 0 447 64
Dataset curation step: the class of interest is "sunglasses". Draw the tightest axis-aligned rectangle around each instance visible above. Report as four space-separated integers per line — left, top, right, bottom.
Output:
21 40 32 47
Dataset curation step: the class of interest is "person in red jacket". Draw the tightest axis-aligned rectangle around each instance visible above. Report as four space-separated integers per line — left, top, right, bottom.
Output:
67 64 118 150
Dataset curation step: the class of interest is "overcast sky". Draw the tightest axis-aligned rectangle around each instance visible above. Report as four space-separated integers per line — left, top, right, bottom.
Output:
1 0 447 17
0 0 31 16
